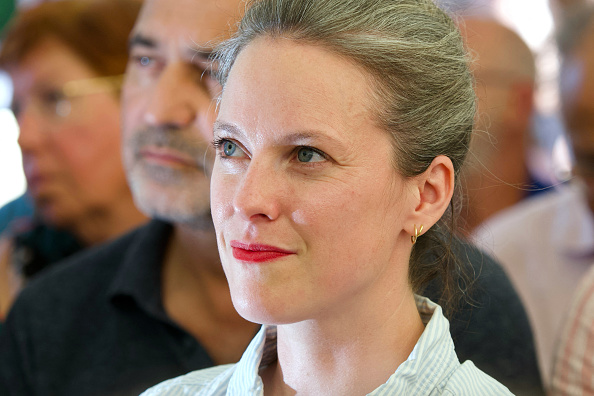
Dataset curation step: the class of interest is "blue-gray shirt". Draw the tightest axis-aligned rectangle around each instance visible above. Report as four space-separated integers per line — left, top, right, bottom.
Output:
142 297 512 395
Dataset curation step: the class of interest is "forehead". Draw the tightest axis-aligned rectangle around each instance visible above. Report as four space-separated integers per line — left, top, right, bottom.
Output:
219 37 377 144
11 37 94 88
133 0 244 48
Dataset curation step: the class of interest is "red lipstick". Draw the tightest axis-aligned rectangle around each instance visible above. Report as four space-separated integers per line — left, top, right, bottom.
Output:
230 241 295 263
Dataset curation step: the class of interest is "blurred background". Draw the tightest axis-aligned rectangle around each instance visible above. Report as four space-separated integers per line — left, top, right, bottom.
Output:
0 0 592 207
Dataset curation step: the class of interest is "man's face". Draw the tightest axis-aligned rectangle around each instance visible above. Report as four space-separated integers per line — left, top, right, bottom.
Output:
121 0 243 228
562 23 594 213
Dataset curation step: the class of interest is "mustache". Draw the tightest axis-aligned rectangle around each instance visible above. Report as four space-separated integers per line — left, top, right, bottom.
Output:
130 125 213 167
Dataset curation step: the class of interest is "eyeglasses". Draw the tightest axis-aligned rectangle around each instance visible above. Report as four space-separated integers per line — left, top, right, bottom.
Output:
12 74 124 121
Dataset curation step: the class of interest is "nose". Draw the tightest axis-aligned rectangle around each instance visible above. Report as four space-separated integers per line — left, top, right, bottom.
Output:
16 106 47 153
232 160 283 222
143 63 204 129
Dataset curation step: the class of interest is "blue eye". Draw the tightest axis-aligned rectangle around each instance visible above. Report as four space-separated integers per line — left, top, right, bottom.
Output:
223 140 240 156
297 147 324 163
140 56 151 66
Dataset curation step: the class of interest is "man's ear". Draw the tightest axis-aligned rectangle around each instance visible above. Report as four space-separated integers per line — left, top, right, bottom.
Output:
406 155 455 236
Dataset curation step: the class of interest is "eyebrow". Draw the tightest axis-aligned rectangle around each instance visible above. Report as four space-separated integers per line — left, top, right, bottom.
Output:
213 121 245 139
128 33 157 51
213 121 346 147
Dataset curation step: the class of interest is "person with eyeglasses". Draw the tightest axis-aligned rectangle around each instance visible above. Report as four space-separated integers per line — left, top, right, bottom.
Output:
0 0 147 320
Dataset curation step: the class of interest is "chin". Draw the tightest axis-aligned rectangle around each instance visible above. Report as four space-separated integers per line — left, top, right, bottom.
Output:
231 288 304 326
37 205 77 232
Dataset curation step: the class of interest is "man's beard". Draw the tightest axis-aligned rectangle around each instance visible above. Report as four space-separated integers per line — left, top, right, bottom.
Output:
125 125 214 229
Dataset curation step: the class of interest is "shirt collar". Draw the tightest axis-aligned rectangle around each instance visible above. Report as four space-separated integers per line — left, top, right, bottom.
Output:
107 219 173 321
227 296 459 395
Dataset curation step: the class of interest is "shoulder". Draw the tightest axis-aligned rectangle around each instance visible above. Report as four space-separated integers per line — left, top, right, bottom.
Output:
443 361 514 395
551 265 594 393
141 365 236 396
0 195 34 236
473 184 584 244
6 222 153 321
423 239 543 394
425 238 522 309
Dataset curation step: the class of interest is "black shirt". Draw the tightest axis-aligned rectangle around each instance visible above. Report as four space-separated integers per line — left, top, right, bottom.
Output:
0 221 544 395
424 240 545 395
0 220 215 396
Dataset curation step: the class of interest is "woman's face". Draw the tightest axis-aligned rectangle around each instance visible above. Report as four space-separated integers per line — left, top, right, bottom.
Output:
10 37 129 228
211 37 418 325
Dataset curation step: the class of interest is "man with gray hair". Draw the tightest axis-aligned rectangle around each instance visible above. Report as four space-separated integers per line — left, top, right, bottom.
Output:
0 1 259 395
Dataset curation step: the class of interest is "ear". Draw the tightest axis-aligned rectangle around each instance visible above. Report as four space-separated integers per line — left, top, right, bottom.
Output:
406 155 455 236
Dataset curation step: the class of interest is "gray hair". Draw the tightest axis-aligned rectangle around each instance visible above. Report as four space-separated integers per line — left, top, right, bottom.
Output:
214 0 476 309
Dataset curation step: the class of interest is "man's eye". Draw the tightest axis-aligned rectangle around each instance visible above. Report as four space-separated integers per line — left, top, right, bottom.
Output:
131 55 154 67
297 147 325 163
39 90 64 104
139 56 152 66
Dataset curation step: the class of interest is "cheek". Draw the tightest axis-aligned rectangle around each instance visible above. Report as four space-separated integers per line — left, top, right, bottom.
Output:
53 116 124 186
121 86 145 143
210 168 235 228
291 184 362 226
196 96 218 141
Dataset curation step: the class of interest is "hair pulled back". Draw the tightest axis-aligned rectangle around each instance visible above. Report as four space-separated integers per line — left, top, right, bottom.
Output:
215 0 476 311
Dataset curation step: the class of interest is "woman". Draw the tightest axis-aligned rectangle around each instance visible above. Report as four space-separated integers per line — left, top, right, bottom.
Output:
144 0 511 394
0 0 146 318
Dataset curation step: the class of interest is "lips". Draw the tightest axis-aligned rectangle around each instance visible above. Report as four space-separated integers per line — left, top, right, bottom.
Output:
139 147 198 168
24 172 48 195
230 240 296 263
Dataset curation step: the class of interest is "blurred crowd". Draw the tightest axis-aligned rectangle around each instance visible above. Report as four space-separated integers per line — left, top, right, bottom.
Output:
0 0 593 395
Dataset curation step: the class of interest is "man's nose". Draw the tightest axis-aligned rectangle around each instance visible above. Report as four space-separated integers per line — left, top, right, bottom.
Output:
143 63 200 129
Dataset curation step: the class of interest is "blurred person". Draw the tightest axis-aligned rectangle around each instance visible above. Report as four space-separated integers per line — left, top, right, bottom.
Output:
0 0 543 395
0 0 259 395
0 0 148 319
473 2 594 385
551 265 594 395
550 5 594 395
459 17 538 234
143 0 511 393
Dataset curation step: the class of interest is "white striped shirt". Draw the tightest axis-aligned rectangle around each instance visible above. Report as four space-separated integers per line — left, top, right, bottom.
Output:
142 296 512 395
550 264 594 395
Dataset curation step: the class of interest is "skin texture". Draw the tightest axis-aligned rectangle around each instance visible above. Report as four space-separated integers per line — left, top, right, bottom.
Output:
11 37 145 243
120 0 258 365
211 37 456 395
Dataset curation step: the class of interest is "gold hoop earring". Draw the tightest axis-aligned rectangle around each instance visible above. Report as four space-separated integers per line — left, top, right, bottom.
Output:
411 224 424 244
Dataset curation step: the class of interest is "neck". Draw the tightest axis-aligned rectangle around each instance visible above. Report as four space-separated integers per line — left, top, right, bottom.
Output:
162 223 259 364
71 195 147 245
263 290 424 396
